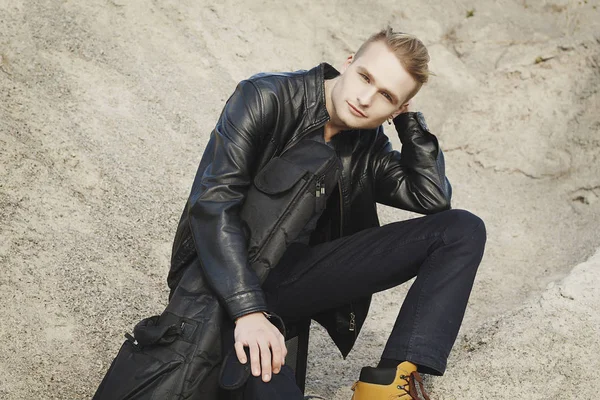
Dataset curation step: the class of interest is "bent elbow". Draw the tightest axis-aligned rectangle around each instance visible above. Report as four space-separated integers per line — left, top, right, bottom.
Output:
423 182 452 214
429 196 452 213
435 178 453 212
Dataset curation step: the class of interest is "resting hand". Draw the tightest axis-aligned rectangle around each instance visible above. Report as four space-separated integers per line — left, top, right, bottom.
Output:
234 312 287 383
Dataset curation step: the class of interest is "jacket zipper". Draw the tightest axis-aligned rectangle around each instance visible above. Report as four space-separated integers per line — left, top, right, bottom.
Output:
348 310 356 332
337 160 351 334
336 169 354 336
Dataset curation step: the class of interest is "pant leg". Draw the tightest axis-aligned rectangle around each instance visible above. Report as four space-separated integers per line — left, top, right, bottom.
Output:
380 209 486 375
242 366 304 400
263 209 486 375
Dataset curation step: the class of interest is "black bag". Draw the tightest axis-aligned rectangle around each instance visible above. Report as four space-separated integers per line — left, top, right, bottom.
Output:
93 302 224 400
93 138 340 399
242 138 341 282
93 316 189 399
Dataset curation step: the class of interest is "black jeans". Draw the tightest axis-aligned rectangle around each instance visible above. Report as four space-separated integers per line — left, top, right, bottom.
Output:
242 209 486 398
264 208 486 375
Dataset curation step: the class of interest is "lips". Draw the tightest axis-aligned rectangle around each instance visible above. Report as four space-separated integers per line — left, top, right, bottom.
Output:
347 101 366 118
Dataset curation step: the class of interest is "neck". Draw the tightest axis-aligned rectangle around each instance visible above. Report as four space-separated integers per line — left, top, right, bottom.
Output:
323 78 345 142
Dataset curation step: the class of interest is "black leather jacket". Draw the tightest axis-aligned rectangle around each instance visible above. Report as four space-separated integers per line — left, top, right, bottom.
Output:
169 63 451 357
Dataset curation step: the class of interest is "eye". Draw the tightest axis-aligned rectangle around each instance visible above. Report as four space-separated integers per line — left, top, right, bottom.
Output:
359 73 370 83
381 92 393 102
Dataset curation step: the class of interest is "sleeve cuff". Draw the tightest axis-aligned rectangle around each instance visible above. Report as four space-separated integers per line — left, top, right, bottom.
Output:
392 111 430 140
225 290 269 321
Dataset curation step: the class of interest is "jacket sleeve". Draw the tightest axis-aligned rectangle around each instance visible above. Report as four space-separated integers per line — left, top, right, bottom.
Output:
186 80 272 321
371 111 452 214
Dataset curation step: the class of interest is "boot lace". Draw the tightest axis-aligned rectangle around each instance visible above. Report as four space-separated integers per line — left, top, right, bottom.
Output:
395 371 430 400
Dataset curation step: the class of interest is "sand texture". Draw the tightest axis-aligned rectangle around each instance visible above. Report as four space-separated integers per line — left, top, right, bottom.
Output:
1 0 599 398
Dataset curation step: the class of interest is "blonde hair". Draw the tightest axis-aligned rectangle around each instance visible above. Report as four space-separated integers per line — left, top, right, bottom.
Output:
355 27 431 100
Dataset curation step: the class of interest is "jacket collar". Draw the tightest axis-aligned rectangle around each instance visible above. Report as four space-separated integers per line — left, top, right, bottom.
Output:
302 62 341 130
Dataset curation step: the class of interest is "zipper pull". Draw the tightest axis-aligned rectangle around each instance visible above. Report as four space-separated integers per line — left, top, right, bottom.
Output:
349 312 356 332
321 181 325 196
316 180 321 198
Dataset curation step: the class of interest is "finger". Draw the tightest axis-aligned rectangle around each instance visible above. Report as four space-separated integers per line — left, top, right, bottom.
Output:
278 333 287 366
249 342 261 377
259 340 272 382
234 341 247 364
270 335 282 373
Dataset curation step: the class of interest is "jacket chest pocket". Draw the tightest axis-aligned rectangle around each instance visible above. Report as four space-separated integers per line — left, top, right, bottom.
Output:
240 140 340 282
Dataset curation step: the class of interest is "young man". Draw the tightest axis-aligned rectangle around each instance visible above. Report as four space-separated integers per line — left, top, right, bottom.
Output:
168 28 486 399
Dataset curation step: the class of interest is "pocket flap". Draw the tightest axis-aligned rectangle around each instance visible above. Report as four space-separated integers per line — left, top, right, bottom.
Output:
254 157 308 195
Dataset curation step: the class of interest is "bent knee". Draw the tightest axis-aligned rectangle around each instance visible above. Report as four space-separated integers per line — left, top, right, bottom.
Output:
440 209 486 245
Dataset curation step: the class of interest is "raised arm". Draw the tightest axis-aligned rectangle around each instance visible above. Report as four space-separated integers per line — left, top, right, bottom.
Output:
371 111 452 214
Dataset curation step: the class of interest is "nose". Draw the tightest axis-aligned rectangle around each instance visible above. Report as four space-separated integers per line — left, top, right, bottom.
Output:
357 86 377 107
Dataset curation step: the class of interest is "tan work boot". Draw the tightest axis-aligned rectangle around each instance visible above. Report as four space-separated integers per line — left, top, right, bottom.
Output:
350 361 430 399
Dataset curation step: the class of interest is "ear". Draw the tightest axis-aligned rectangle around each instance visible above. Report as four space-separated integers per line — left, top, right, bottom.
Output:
341 54 354 72
391 101 411 119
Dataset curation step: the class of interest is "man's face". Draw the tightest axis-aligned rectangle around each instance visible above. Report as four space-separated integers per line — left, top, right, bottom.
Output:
330 40 418 130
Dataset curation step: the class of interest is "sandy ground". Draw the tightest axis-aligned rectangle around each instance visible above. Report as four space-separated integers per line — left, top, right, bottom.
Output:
1 0 599 399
